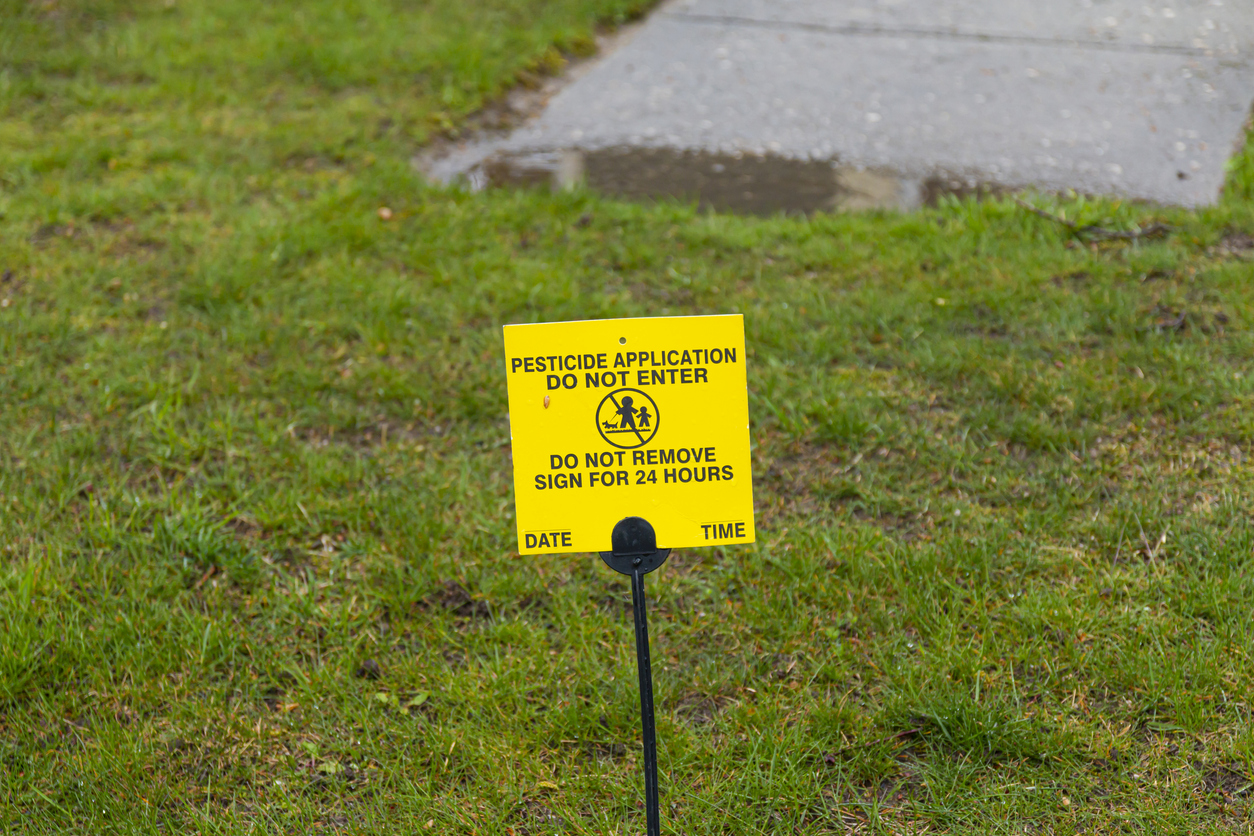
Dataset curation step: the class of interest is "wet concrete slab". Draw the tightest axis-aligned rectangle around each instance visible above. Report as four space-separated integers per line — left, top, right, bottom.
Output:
424 0 1254 211
481 146 1010 214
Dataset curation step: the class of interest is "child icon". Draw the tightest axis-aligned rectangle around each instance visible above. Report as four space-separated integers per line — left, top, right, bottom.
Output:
636 406 651 429
615 395 639 430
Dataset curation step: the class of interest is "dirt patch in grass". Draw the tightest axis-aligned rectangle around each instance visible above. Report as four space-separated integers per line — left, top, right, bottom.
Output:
1051 269 1093 289
669 690 737 726
1213 231 1254 256
754 435 941 540
659 547 728 576
419 580 494 621
753 438 845 521
850 507 936 542
1203 764 1252 798
506 798 569 835
295 420 434 451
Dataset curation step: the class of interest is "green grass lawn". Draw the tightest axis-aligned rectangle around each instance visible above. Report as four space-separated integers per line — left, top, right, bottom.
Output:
4 1 1254 833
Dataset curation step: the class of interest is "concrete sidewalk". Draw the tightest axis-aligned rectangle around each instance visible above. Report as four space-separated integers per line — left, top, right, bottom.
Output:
427 0 1254 210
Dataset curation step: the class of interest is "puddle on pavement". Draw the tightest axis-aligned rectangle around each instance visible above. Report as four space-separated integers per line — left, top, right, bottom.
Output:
478 146 1011 214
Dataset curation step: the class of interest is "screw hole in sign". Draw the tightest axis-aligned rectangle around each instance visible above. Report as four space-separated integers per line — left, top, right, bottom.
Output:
619 337 626 344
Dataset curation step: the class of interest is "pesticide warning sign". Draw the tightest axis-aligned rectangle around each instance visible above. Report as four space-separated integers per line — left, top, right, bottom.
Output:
503 314 755 555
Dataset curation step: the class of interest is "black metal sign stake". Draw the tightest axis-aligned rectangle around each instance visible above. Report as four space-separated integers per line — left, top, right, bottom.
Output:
600 517 670 836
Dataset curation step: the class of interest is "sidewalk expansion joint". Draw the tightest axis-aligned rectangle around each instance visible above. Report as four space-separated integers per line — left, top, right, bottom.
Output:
663 11 1232 59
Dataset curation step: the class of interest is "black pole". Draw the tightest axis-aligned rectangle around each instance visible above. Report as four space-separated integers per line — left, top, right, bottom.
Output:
631 567 660 836
599 516 670 836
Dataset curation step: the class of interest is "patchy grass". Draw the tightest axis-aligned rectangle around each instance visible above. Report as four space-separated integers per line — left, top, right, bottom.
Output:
3 0 1254 833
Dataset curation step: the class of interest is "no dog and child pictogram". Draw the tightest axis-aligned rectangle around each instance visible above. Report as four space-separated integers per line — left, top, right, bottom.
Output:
504 313 755 555
596 388 659 448
503 314 756 836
